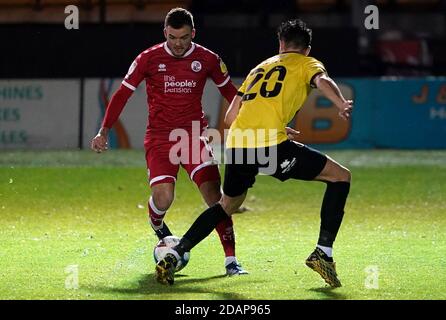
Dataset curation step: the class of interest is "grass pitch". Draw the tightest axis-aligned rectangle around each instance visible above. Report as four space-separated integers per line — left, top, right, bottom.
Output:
0 150 445 300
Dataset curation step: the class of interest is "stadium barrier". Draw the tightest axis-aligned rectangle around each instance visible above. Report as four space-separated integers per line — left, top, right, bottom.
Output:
0 77 445 150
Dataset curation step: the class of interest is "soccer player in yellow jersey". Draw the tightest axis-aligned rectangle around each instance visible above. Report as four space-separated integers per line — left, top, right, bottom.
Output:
155 19 353 287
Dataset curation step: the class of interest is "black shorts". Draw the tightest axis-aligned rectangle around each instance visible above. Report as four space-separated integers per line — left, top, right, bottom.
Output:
223 140 327 197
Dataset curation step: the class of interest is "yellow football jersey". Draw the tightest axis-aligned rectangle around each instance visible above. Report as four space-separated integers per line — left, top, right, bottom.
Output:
226 52 326 148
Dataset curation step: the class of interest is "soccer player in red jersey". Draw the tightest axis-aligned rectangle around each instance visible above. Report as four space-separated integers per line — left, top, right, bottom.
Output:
90 8 247 275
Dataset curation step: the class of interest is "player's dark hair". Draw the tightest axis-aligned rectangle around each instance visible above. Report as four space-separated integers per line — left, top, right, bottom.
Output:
164 7 194 29
277 19 312 49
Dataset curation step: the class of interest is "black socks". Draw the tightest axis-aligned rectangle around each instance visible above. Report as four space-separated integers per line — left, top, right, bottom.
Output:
318 181 350 247
175 203 229 256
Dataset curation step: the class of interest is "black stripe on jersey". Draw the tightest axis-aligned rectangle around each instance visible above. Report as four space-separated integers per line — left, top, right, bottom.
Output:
310 71 325 88
237 91 244 96
242 93 257 101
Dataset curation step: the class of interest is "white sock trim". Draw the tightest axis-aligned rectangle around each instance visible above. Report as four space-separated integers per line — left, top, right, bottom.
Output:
317 245 333 257
224 256 237 267
149 219 163 231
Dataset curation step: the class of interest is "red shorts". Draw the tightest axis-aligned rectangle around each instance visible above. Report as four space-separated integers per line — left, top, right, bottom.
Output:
145 133 220 188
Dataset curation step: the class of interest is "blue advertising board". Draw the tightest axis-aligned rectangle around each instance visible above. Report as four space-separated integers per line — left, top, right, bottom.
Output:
294 77 446 149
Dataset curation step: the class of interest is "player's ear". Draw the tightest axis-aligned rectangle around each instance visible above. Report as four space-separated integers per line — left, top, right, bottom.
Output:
191 28 196 39
163 28 167 39
305 45 311 56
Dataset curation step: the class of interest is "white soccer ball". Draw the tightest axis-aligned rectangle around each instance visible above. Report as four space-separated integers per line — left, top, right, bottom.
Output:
153 235 190 272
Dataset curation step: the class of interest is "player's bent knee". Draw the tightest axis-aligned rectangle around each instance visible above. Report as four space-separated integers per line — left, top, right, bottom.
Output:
203 193 221 207
219 193 246 216
199 181 222 207
333 166 351 183
151 192 174 211
317 159 351 183
343 167 352 183
219 199 237 216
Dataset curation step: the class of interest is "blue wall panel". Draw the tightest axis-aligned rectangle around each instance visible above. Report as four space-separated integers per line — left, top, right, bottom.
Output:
306 77 446 149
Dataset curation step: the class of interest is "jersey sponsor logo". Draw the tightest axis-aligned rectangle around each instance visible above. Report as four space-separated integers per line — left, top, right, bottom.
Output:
125 60 137 79
163 75 197 93
158 63 167 72
191 61 202 72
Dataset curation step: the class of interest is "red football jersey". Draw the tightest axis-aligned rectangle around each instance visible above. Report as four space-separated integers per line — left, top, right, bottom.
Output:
122 42 231 136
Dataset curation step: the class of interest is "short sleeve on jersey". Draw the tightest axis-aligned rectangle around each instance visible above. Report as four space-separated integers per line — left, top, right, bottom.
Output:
305 58 326 88
122 54 146 91
237 79 248 96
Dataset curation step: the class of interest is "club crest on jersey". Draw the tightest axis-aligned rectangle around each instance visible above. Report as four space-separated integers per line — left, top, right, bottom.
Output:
158 63 167 72
191 61 202 72
125 60 137 79
220 60 228 75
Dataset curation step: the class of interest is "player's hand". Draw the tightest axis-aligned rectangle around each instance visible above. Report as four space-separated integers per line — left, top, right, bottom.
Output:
285 126 301 141
338 100 353 120
90 128 109 153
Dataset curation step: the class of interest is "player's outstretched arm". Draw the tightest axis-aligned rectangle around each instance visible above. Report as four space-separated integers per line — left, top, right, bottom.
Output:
224 95 242 126
91 127 109 153
90 84 134 153
217 81 238 104
314 73 353 120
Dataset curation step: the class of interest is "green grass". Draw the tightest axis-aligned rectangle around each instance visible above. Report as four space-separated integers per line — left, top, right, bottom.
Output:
0 150 445 300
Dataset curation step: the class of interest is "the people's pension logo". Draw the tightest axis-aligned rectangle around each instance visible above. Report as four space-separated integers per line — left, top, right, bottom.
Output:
164 75 197 94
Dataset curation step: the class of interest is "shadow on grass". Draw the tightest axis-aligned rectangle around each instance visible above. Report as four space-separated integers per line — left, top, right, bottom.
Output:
90 273 249 300
307 287 347 300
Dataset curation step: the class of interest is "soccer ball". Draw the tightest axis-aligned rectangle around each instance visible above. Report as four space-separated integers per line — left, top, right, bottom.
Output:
153 235 190 272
